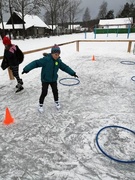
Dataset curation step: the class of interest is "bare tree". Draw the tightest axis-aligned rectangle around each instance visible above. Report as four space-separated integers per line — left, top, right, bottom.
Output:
12 0 42 15
44 10 51 25
58 0 69 32
9 0 16 38
0 0 5 37
67 0 81 33
42 0 60 34
68 0 81 23
43 0 81 34
97 1 108 19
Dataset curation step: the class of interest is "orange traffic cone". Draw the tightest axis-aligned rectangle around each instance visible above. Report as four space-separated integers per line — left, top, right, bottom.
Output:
3 107 14 125
92 55 95 61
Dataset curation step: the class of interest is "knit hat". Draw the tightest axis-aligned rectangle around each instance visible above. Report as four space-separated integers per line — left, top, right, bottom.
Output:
2 36 11 45
51 44 61 54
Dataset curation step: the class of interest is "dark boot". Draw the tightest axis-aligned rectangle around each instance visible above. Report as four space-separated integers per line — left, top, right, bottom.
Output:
15 83 24 93
16 79 23 88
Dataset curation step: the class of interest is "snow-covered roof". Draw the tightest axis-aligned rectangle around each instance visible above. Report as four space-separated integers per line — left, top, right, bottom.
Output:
14 11 50 29
99 17 133 26
0 12 50 30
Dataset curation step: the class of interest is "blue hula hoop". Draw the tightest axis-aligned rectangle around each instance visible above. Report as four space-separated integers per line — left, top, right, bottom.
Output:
59 78 80 86
131 76 135 82
120 61 135 65
96 125 135 163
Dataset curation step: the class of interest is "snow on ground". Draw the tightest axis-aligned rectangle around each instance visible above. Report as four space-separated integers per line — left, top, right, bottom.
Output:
0 32 135 180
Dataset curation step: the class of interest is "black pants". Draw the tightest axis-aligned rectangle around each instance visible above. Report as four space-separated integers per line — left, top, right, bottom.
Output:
10 65 23 84
39 82 58 104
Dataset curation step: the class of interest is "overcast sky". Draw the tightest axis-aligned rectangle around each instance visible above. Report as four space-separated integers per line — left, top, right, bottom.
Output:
79 0 131 20
3 0 131 22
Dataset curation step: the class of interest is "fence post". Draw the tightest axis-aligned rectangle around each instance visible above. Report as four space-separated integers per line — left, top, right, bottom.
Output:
127 41 132 53
8 67 14 80
76 41 79 52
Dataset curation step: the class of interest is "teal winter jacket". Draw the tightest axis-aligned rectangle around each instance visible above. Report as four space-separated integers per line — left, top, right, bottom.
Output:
23 53 75 82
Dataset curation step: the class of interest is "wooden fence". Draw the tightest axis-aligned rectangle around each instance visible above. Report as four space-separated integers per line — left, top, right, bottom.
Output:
0 40 135 80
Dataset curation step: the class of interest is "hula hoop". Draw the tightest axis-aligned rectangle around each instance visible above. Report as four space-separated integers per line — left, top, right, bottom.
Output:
120 61 135 65
59 78 80 86
131 76 135 82
96 125 135 163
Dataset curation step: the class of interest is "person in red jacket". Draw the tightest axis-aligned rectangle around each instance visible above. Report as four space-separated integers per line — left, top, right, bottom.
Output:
2 36 24 93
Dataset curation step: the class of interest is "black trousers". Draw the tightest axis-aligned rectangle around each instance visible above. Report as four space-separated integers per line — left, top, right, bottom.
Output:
10 65 23 84
39 82 58 104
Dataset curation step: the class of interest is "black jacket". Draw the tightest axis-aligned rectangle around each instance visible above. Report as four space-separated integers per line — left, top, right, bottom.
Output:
1 44 24 70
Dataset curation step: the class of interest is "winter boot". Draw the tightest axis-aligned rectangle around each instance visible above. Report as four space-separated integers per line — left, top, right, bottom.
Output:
16 79 23 88
38 104 44 113
15 83 24 93
55 101 60 109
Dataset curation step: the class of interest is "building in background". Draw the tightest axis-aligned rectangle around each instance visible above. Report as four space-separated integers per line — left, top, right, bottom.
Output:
0 11 51 39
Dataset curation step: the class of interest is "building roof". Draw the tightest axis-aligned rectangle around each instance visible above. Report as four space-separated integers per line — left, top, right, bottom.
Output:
4 11 50 29
99 17 133 26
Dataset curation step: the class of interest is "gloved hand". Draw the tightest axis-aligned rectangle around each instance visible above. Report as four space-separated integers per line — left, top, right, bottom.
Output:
22 70 28 74
73 73 78 78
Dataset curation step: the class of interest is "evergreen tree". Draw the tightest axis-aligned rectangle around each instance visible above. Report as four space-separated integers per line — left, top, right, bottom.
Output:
97 1 108 19
119 3 130 17
105 10 114 19
82 7 91 22
117 2 135 23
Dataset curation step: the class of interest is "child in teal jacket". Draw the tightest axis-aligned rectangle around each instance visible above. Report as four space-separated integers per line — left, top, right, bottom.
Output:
22 44 78 113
